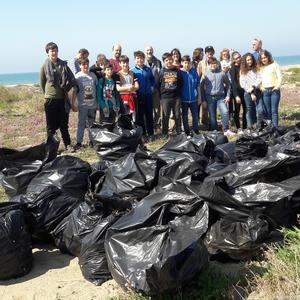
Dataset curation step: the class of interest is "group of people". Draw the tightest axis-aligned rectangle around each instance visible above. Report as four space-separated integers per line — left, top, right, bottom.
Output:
39 38 282 151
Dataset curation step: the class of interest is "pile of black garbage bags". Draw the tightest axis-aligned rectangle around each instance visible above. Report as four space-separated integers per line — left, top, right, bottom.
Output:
1 116 300 296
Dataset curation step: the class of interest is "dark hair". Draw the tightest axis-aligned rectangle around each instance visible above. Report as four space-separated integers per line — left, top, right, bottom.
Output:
120 55 129 63
78 48 89 56
104 63 113 70
171 48 182 62
79 58 89 65
96 54 107 65
240 53 257 74
208 57 218 65
181 55 191 62
162 52 172 62
258 49 274 66
134 50 145 59
45 42 58 53
193 48 203 59
231 51 240 60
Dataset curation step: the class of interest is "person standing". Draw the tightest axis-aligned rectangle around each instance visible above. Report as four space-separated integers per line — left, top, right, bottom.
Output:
68 48 89 75
239 53 263 129
144 45 162 131
109 44 122 74
40 42 77 151
229 51 247 131
258 50 282 127
252 38 263 61
191 47 204 70
132 51 155 140
180 55 201 136
158 52 182 139
74 58 98 150
89 53 108 80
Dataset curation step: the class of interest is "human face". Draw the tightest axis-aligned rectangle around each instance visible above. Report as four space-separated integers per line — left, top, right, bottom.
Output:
246 55 253 67
120 60 129 72
172 52 180 63
145 46 153 60
206 51 214 59
104 67 113 78
135 56 145 68
209 62 218 71
164 57 173 69
48 48 58 62
182 61 190 71
221 51 230 60
80 62 89 73
252 40 260 51
232 54 241 66
113 45 122 59
260 54 269 65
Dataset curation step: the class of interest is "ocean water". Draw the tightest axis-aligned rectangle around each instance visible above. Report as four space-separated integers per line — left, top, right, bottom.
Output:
1 55 300 86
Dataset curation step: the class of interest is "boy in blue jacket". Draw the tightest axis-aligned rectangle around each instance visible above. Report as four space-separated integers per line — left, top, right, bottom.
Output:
180 55 201 136
132 51 155 140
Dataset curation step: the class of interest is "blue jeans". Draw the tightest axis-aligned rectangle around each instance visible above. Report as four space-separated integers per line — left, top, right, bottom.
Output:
181 101 199 134
205 94 229 131
262 88 281 127
244 91 263 129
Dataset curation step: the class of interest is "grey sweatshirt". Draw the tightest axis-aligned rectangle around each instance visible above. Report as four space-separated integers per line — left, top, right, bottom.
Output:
201 69 231 99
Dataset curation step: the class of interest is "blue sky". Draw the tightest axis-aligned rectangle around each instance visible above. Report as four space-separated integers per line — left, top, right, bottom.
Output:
0 0 299 73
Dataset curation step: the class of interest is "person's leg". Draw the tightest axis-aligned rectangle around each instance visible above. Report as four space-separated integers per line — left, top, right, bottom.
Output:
76 106 88 145
181 102 189 134
233 97 241 129
240 92 247 129
217 97 229 131
244 92 255 128
271 89 281 127
161 98 172 135
136 94 146 134
44 98 59 139
173 97 182 135
59 100 71 147
262 89 272 122
190 101 199 133
152 88 161 129
145 94 154 136
255 92 263 128
87 109 96 142
205 95 217 131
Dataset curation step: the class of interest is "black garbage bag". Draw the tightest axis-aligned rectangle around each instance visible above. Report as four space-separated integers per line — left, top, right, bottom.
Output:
206 131 228 145
90 115 143 162
52 194 131 257
0 137 59 198
105 185 209 295
204 152 300 189
205 214 271 260
0 202 33 280
96 147 162 201
212 142 236 164
14 156 91 240
79 212 121 285
233 174 300 227
235 136 268 161
26 155 91 200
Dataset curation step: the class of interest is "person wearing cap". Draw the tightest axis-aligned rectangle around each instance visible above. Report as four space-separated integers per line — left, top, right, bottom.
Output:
68 48 89 75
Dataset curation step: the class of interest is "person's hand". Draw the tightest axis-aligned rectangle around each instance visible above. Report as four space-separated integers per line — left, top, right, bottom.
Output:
197 97 202 105
235 96 241 104
130 85 136 92
202 101 207 109
103 107 108 113
251 93 257 102
272 86 279 91
71 105 78 112
224 96 230 104
247 87 253 93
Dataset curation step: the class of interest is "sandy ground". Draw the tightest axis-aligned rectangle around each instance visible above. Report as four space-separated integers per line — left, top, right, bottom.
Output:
0 245 127 300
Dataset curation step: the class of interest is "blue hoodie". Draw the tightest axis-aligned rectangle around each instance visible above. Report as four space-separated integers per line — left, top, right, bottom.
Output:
132 65 155 95
180 67 200 103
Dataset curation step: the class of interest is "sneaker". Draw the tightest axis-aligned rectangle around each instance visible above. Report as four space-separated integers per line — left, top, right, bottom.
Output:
73 143 82 151
237 128 244 135
65 144 76 153
224 130 236 137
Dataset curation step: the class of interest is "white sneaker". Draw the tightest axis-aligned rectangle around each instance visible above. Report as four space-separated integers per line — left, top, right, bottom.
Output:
237 128 244 135
224 130 236 137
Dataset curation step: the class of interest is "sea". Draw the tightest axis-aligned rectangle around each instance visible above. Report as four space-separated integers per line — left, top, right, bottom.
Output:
1 55 300 86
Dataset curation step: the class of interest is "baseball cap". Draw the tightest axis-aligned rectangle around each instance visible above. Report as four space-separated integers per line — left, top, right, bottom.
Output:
205 46 215 53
